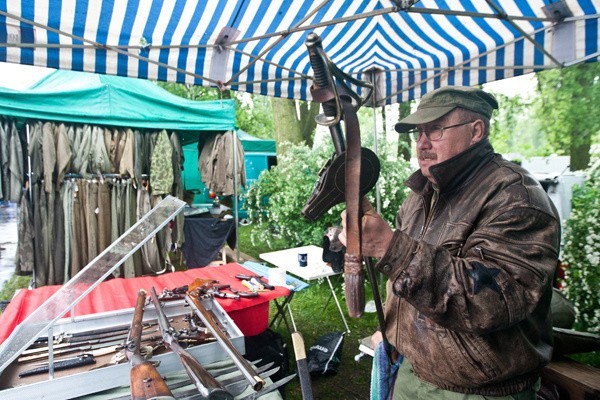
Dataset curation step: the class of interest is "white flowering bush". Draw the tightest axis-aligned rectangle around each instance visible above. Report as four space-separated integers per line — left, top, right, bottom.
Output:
243 141 412 249
561 156 600 333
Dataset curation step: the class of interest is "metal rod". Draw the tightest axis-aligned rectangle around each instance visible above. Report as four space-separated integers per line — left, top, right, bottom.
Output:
233 130 240 263
485 0 563 67
325 277 350 333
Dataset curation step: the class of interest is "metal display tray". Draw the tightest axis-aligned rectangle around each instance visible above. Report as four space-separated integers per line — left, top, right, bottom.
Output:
0 298 244 400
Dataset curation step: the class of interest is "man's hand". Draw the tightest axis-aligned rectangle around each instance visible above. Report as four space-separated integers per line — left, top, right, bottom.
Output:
371 330 384 348
339 198 393 259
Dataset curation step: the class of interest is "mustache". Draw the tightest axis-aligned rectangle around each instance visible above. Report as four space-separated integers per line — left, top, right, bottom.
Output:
418 151 437 160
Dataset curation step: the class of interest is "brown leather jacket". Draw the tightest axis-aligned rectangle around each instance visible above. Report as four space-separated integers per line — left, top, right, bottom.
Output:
376 139 560 396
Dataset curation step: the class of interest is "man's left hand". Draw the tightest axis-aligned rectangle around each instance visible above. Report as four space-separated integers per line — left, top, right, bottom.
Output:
339 198 393 259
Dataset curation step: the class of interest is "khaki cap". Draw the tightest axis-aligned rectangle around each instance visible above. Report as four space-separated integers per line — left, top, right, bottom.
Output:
395 86 499 133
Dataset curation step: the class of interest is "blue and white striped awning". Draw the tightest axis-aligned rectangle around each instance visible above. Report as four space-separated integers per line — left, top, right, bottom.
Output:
1 0 598 105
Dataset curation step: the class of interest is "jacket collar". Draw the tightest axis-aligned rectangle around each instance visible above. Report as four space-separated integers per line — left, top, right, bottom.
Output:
405 138 495 195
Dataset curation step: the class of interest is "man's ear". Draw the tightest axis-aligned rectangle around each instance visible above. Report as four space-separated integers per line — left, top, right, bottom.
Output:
470 119 485 144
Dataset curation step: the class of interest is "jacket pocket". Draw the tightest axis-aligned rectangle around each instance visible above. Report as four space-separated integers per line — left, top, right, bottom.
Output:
444 330 500 384
439 221 473 255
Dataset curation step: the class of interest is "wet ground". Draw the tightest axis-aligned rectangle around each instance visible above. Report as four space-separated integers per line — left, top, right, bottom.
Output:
0 201 18 290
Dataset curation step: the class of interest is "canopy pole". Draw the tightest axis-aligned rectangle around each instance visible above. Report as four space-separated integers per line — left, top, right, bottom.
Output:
370 71 381 215
233 130 240 263
25 122 36 289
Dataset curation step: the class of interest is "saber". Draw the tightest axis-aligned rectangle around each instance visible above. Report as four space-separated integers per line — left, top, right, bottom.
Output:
185 290 265 391
149 287 232 400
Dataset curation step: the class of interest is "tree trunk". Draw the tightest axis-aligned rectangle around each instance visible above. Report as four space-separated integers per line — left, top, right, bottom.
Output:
570 70 592 171
397 102 412 161
271 97 318 154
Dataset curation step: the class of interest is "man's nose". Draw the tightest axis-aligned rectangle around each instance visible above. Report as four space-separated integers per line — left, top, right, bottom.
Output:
416 133 432 149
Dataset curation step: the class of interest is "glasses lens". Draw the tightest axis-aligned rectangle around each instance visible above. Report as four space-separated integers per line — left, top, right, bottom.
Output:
409 129 420 141
428 127 443 141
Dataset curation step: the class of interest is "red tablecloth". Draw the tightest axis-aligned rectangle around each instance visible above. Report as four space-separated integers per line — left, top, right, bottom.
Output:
0 263 289 343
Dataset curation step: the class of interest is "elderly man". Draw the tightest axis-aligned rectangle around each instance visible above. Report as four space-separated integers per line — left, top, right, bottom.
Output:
341 86 560 399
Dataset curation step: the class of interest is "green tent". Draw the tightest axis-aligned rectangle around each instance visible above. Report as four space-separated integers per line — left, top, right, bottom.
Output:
0 69 236 132
237 129 275 153
182 130 276 207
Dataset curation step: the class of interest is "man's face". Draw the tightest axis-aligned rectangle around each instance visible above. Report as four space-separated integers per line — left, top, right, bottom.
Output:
415 110 483 183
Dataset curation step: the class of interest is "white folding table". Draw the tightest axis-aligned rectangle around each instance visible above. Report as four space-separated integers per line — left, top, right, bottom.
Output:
259 245 350 333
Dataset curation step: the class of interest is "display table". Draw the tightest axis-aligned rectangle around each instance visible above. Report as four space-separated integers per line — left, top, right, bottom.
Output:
0 263 290 342
259 245 349 333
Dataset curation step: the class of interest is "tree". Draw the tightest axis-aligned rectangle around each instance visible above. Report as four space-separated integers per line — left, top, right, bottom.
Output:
397 101 412 161
535 63 600 170
488 92 546 158
155 82 221 101
235 94 274 139
271 97 319 153
155 82 275 139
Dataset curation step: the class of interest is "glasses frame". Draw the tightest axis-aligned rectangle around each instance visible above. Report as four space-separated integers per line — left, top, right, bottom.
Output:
409 120 476 142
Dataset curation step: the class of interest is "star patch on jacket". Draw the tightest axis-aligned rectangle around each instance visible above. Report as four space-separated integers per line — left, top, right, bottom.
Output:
467 262 501 295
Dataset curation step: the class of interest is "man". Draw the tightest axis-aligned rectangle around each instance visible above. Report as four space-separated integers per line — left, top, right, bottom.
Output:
340 86 560 399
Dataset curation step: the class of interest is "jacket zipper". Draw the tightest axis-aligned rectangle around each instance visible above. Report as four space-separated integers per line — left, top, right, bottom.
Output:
474 246 546 281
418 194 438 240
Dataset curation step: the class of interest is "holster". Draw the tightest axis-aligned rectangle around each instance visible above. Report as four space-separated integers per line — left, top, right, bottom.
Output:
302 147 380 222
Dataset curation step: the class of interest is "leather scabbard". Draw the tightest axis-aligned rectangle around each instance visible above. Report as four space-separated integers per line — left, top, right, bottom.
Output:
342 100 365 318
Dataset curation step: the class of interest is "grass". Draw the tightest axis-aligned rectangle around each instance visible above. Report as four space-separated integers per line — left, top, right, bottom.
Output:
237 224 379 399
0 275 31 307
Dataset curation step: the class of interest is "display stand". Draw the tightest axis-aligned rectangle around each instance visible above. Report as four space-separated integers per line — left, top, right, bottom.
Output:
0 195 186 375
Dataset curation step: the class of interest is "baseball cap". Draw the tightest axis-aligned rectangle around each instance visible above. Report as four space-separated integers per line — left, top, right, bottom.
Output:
394 86 499 133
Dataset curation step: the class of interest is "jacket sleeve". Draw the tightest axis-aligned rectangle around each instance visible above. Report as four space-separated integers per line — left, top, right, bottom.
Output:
376 205 560 334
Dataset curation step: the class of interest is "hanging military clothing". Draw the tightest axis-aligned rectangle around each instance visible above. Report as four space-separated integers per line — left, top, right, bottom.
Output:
55 123 72 187
42 122 56 194
119 128 135 181
149 129 173 196
72 125 92 178
170 131 185 247
15 189 34 274
198 130 246 196
8 121 24 202
89 125 111 175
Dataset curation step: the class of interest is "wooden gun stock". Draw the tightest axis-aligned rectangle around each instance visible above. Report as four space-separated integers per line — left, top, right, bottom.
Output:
126 289 175 400
185 290 265 391
149 287 233 400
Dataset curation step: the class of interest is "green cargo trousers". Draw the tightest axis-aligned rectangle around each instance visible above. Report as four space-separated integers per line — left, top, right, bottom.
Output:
392 359 539 400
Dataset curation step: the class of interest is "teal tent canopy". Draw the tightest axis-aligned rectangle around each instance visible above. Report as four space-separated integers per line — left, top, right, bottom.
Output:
237 129 276 153
0 69 236 132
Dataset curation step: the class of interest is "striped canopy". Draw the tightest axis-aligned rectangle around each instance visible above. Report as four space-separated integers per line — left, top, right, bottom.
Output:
1 0 598 105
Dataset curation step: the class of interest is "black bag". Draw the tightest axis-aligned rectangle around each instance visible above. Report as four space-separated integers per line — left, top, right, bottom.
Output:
322 227 344 273
244 329 290 392
307 331 346 376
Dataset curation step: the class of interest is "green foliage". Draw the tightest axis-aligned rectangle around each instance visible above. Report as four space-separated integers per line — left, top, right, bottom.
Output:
235 94 274 139
561 155 600 333
155 81 221 101
243 140 412 249
155 82 274 139
534 63 600 170
489 92 546 157
0 275 31 314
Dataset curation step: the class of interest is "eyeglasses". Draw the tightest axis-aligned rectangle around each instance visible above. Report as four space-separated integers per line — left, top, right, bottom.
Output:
408 120 476 142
